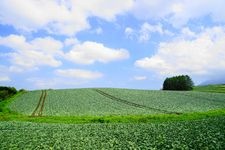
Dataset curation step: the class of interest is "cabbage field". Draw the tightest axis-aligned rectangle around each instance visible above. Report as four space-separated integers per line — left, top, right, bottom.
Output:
9 88 225 116
1 86 225 149
0 116 224 149
99 88 225 113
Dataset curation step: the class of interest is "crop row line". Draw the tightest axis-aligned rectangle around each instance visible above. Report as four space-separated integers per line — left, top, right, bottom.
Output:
31 90 47 117
94 89 182 115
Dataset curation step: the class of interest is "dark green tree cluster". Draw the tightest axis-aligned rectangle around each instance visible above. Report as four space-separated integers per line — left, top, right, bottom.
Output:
163 75 194 91
0 86 17 101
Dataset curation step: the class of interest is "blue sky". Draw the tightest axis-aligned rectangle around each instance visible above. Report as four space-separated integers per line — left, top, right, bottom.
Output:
1 0 225 90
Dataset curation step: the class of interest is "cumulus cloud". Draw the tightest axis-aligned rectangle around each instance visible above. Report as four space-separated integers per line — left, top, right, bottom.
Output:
0 0 133 35
0 34 63 71
1 0 225 35
0 35 130 71
132 0 225 27
135 26 225 76
65 41 130 65
55 69 103 80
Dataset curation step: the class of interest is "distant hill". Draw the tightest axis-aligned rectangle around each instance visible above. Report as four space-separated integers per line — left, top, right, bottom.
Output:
200 78 225 86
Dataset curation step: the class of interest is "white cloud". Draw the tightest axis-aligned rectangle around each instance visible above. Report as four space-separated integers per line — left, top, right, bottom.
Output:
55 69 103 80
125 27 135 39
132 0 225 27
135 26 225 76
65 41 130 65
141 22 164 35
0 0 133 35
133 76 147 81
64 38 80 47
125 22 172 42
1 0 225 35
0 75 10 82
0 34 63 71
139 22 165 42
31 37 63 55
0 35 130 71
181 27 196 38
90 27 103 35
132 0 171 20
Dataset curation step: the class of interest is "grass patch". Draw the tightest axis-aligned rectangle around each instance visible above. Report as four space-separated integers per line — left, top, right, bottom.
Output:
0 92 24 114
1 108 225 124
194 84 225 93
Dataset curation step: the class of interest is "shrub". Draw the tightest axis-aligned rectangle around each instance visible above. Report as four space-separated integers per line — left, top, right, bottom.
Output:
163 75 194 91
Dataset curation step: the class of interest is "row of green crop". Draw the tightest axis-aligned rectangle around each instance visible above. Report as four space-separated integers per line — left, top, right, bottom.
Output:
8 88 225 117
0 116 224 149
43 89 154 116
9 89 157 116
9 90 41 115
100 88 225 113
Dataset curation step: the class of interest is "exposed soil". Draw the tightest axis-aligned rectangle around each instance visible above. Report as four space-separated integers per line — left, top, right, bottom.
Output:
38 90 47 116
31 90 47 117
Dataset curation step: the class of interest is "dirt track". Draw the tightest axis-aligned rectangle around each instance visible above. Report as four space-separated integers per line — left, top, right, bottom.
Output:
31 90 47 117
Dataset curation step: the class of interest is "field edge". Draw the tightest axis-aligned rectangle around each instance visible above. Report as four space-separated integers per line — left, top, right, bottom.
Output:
1 107 225 124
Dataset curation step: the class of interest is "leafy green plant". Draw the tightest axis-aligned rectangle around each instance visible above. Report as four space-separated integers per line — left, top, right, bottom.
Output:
0 116 224 149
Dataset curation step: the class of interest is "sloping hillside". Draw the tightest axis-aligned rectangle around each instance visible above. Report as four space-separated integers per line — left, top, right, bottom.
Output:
8 88 225 117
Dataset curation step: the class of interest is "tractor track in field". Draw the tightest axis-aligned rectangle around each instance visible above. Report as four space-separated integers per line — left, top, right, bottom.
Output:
31 90 44 116
31 90 47 117
38 90 47 116
94 89 182 115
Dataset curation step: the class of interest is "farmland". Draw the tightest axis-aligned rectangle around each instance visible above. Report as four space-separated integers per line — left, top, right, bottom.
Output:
1 85 225 149
9 88 225 116
99 88 225 113
0 116 224 149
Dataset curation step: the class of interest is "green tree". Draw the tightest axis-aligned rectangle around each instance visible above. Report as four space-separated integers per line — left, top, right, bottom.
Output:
162 75 194 91
0 86 17 101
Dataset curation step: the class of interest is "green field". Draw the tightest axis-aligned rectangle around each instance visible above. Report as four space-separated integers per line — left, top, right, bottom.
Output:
9 88 225 116
194 84 225 93
1 85 225 149
0 116 224 149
